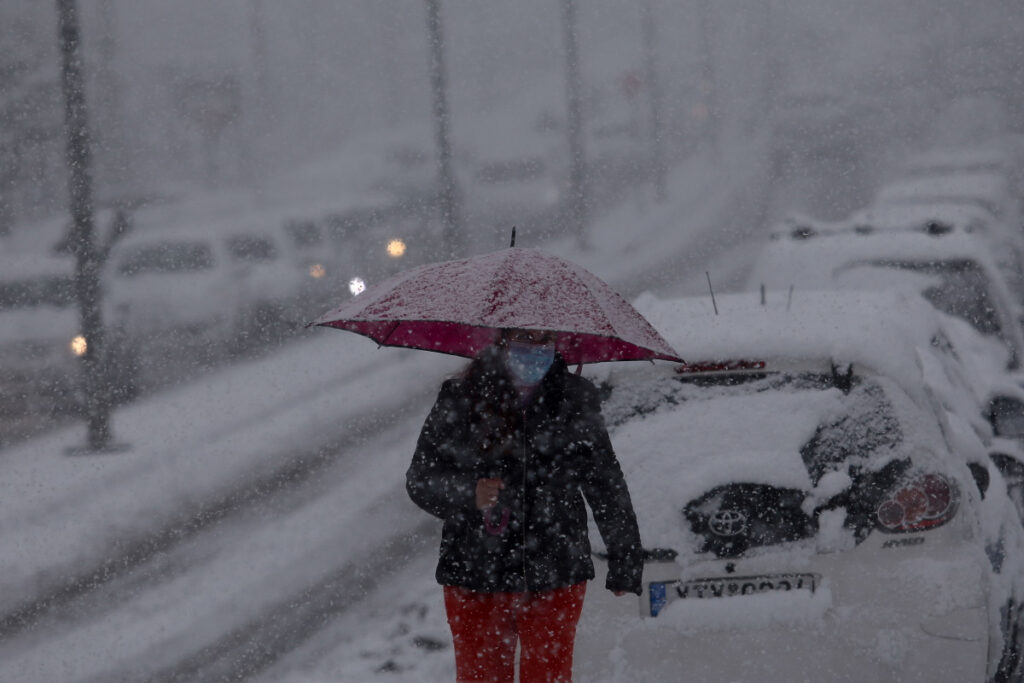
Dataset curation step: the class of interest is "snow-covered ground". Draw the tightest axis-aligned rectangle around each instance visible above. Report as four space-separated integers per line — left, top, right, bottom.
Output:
0 130 770 682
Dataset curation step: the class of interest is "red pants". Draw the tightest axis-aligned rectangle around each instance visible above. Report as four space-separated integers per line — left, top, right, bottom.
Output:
443 582 587 683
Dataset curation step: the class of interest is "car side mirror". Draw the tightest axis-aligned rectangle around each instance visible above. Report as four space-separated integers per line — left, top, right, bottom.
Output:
988 395 1024 439
968 462 990 499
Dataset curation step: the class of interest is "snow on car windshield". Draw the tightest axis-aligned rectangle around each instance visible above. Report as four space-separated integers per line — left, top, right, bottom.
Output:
600 366 915 555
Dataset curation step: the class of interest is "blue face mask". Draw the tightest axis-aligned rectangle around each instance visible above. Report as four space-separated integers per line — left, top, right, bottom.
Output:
506 341 555 384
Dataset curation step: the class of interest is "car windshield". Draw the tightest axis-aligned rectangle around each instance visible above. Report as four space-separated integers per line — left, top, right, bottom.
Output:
835 258 1002 336
606 369 903 487
0 274 74 310
226 236 277 262
117 242 215 276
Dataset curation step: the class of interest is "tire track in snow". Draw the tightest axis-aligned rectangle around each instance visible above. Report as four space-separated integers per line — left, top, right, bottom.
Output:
75 517 439 683
0 374 438 643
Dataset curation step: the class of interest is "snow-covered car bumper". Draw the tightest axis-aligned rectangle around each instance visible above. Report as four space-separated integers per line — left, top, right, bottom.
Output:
579 536 993 683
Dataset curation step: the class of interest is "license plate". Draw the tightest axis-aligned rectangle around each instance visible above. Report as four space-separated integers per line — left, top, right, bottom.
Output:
648 573 818 617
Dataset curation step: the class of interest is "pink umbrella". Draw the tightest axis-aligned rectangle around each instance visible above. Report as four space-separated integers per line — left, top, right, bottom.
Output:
310 247 682 365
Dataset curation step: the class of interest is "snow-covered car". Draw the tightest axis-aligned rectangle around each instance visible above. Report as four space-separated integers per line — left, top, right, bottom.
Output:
104 230 274 358
576 290 1024 683
873 170 1020 230
831 201 1024 305
747 227 1024 371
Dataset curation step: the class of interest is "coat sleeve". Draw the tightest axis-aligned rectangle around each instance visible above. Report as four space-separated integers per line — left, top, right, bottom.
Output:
577 383 644 595
406 381 479 520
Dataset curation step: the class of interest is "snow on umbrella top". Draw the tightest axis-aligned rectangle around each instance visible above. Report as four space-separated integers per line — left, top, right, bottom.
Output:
310 247 683 365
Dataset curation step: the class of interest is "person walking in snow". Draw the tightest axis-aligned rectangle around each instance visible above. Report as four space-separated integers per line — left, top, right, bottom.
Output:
407 328 643 683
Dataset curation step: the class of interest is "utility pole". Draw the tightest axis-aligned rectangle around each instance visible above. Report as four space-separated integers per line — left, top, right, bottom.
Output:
641 0 667 201
425 0 462 258
697 0 719 151
560 0 588 249
378 0 403 126
56 0 114 451
95 0 126 192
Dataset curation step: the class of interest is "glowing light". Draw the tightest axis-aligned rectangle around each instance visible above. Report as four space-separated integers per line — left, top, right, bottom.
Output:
70 335 88 357
386 239 407 258
349 277 366 296
308 263 326 279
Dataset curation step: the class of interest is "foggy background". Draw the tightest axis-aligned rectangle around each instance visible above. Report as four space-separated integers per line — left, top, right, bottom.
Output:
4 0 1021 236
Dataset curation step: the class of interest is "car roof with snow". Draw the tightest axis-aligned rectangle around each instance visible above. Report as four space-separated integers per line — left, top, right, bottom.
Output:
631 289 975 407
746 228 1022 357
750 227 1009 283
874 171 1014 217
849 202 996 233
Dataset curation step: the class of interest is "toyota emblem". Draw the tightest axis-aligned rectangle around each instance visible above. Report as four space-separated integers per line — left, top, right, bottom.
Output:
709 509 747 537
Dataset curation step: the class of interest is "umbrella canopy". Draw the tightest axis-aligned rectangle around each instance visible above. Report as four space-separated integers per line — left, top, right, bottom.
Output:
310 247 683 365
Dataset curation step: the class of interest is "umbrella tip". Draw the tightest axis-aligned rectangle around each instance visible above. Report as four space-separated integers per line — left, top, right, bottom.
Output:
510 226 516 248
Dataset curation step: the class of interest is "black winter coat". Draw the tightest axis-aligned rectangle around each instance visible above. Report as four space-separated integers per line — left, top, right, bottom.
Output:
406 350 643 595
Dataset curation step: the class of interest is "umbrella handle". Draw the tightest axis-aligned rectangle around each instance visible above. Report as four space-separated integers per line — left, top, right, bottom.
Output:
482 506 511 536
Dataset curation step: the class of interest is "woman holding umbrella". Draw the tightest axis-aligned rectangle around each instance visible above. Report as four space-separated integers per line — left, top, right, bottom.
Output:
312 244 681 680
406 327 643 683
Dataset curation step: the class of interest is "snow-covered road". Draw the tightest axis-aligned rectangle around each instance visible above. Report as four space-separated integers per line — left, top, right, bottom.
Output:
0 135 774 682
0 331 462 681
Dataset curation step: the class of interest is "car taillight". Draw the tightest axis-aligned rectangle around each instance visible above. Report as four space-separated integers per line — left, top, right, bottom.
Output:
876 473 958 533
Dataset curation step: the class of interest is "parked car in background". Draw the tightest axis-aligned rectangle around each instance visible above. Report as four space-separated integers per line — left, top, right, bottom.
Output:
820 201 1024 304
873 170 1021 230
576 290 1024 683
106 231 240 354
747 227 1024 371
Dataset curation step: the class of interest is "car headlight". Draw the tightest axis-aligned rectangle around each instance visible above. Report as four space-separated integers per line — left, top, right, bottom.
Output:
69 335 88 357
386 239 407 258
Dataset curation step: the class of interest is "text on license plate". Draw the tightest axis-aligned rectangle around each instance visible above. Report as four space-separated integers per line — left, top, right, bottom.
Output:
648 573 818 617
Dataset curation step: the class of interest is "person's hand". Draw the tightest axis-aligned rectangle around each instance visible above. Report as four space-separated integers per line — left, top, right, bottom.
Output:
476 478 505 510
613 591 627 597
